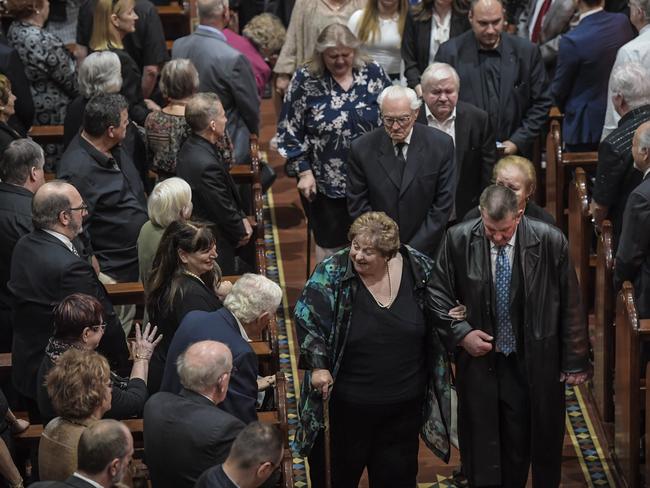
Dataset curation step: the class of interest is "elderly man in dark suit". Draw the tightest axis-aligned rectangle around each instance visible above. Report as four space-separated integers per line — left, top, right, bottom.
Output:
591 63 650 240
435 0 552 159
428 184 590 487
615 121 650 317
551 0 634 151
8 181 129 406
417 62 496 221
30 419 134 488
144 341 246 488
172 0 259 164
0 139 45 352
177 92 253 275
160 273 282 424
347 85 456 256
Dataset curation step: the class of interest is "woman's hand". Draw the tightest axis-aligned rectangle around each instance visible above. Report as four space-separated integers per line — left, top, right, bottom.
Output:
257 375 276 391
144 99 161 111
449 303 467 321
275 74 291 95
297 170 317 201
311 368 333 400
131 322 162 362
215 280 233 300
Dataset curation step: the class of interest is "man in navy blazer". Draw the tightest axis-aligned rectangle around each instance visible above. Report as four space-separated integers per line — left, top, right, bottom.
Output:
160 274 282 424
551 0 635 151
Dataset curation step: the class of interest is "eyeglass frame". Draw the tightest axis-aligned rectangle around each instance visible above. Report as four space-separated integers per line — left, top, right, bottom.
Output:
381 113 414 128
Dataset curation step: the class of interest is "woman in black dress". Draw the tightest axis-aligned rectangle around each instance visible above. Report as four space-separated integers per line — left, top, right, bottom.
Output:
0 75 24 156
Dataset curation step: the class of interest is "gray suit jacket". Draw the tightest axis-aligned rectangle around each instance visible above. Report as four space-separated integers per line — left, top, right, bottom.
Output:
172 27 260 164
516 0 571 69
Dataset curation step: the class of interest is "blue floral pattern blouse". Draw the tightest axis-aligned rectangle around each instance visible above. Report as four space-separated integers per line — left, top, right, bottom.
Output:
277 61 391 199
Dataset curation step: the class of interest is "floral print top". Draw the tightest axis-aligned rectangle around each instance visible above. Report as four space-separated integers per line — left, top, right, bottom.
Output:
277 61 391 198
7 21 77 126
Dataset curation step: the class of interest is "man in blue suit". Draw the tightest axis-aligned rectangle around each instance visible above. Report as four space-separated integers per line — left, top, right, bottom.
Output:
551 0 634 151
160 274 282 424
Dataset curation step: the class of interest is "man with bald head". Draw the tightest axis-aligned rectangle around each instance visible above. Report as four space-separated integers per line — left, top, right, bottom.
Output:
8 181 128 408
435 0 552 159
144 340 245 488
615 121 650 318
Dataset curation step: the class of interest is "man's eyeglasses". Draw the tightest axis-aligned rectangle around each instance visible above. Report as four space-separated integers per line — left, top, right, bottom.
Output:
381 114 413 127
68 204 88 213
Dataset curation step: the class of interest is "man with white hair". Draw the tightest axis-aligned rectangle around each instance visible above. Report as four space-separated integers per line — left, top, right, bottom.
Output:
172 0 259 165
591 62 650 239
417 63 497 220
602 0 650 139
160 273 283 423
347 85 456 255
615 121 650 318
144 341 245 488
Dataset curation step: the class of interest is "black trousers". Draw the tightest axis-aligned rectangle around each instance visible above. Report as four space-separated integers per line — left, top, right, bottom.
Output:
477 353 531 488
308 395 422 488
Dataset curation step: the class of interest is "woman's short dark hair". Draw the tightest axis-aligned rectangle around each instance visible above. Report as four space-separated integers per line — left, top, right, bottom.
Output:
53 293 104 341
6 0 45 19
348 211 400 259
147 221 218 317
45 349 110 421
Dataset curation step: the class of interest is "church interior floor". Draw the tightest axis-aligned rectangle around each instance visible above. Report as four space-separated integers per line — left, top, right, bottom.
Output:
258 99 621 487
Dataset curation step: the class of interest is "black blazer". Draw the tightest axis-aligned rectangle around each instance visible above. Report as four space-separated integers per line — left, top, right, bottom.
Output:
8 230 129 399
435 31 552 157
0 37 34 133
0 122 23 156
176 134 247 274
347 123 456 255
615 174 650 318
29 475 98 488
402 8 470 89
143 388 245 488
417 100 496 219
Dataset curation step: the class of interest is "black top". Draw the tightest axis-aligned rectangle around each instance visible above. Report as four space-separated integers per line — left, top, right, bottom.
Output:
147 274 223 393
57 133 148 281
36 352 148 423
336 257 426 404
112 48 151 126
0 122 23 155
463 201 556 226
478 44 502 134
195 465 237 488
76 0 169 69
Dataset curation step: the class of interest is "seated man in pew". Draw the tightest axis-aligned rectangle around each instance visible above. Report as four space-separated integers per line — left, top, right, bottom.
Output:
592 62 650 240
160 273 282 424
196 421 283 488
8 181 129 412
0 139 46 352
144 340 245 488
615 121 650 319
176 93 253 275
32 419 134 488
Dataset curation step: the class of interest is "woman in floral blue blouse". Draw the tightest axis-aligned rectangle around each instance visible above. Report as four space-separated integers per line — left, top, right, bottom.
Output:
277 23 391 262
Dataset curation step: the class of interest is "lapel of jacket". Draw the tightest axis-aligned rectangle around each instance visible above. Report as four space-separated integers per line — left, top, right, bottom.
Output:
454 103 467 176
378 131 402 190
498 35 518 107
400 124 426 197
517 217 540 301
420 17 434 67
470 221 495 320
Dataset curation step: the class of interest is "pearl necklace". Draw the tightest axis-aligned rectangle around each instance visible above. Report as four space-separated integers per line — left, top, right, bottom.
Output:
184 271 204 285
362 261 394 309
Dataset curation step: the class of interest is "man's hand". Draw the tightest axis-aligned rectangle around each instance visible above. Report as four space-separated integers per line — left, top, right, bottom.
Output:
311 368 333 400
297 170 317 201
275 74 291 96
589 200 608 228
91 255 101 276
237 218 254 247
560 370 591 385
414 84 423 98
501 140 518 155
459 330 493 357
144 99 161 112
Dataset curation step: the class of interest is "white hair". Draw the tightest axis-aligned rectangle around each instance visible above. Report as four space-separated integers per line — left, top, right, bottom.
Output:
610 62 650 110
223 274 282 324
420 62 460 91
378 85 421 111
78 51 123 99
147 177 192 228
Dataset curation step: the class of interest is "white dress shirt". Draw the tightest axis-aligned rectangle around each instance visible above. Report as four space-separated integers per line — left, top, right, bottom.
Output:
73 473 104 488
44 229 77 255
393 127 414 159
425 105 457 144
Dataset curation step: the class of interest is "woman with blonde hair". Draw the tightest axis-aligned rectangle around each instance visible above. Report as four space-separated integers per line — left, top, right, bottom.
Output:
347 0 409 81
89 0 159 125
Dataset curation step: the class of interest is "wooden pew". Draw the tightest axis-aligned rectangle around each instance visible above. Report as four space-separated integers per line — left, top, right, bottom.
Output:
28 125 65 145
592 220 615 423
545 111 599 232
156 4 190 42
613 281 650 488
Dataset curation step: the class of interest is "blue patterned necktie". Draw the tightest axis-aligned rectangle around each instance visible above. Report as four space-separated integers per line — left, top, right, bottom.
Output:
495 245 516 354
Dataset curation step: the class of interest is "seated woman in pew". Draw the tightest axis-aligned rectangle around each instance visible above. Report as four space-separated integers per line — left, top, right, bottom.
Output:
293 211 458 488
463 155 555 225
146 221 232 394
38 348 113 481
0 75 24 155
36 292 162 424
89 0 159 126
